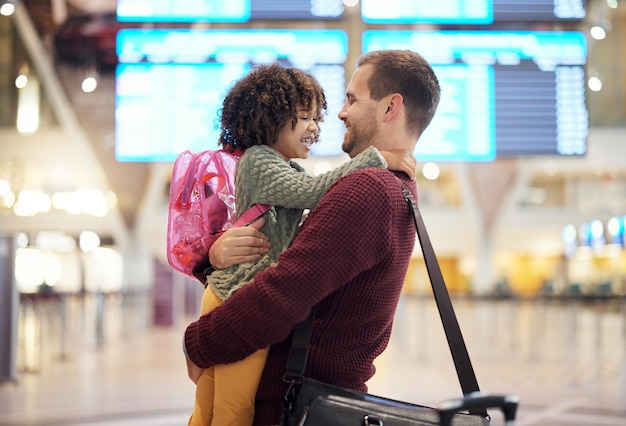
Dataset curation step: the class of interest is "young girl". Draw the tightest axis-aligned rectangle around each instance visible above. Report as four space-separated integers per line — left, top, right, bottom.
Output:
188 63 416 426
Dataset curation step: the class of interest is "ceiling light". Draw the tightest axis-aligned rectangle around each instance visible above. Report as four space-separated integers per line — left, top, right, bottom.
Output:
587 76 603 92
0 1 16 17
422 162 440 180
589 25 606 40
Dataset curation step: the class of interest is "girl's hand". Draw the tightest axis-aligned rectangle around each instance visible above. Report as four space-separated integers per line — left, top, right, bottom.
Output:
380 150 417 180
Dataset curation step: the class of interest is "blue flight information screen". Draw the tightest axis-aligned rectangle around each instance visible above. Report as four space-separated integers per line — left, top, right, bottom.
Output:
116 0 250 22
114 29 348 162
116 0 343 22
362 0 493 24
363 30 588 161
361 0 586 24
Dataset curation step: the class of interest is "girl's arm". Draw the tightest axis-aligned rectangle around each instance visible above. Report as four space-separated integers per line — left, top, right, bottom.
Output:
238 145 411 211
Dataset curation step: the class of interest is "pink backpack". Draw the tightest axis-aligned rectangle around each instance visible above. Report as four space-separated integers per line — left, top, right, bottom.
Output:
167 149 269 278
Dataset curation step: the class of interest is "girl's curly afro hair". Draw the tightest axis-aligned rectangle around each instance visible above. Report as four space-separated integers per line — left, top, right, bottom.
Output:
217 63 327 153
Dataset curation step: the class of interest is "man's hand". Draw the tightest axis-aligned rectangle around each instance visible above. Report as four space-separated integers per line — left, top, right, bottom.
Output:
209 217 271 269
186 355 204 384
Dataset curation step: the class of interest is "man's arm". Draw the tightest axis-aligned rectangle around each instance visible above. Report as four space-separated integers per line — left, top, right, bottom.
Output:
184 170 396 368
208 218 271 269
190 218 270 283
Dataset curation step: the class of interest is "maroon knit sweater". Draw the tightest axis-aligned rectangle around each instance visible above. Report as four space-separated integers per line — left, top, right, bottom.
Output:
184 168 417 425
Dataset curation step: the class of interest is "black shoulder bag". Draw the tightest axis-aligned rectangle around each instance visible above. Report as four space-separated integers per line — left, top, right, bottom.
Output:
281 185 519 426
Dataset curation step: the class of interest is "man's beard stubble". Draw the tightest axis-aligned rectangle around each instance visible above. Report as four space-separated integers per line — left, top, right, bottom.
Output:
342 117 377 159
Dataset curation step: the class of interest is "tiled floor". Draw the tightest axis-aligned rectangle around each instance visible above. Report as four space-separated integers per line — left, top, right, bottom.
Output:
0 293 625 425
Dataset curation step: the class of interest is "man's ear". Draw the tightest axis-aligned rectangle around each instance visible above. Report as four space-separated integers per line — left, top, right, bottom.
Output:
382 93 403 123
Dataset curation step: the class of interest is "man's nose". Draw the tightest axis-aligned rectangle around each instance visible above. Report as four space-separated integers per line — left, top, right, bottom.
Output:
338 102 348 120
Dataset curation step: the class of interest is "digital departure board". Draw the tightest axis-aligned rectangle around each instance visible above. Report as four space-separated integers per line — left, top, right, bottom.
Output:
250 0 343 19
116 0 343 22
361 0 586 24
114 29 348 162
363 30 588 161
116 0 250 22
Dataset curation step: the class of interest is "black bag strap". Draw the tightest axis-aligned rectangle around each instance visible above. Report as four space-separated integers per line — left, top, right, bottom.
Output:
283 305 317 381
401 185 486 417
283 184 487 418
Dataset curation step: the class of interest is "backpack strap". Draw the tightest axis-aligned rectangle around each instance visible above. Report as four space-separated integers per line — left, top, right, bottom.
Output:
235 203 272 227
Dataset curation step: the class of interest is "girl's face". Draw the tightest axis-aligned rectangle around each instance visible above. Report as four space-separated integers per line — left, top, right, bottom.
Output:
271 103 319 160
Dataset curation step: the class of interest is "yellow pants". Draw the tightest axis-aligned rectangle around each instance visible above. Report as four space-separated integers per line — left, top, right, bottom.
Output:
188 287 269 426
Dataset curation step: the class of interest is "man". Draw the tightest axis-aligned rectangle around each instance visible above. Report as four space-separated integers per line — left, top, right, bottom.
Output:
183 49 441 425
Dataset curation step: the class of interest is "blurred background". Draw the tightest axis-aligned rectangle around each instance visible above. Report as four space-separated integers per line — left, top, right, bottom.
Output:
0 0 625 425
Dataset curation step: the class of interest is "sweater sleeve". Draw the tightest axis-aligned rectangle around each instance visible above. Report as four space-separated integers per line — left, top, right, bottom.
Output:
184 169 401 368
236 145 387 213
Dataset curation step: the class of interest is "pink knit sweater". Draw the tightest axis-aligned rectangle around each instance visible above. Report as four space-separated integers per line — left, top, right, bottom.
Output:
184 168 417 425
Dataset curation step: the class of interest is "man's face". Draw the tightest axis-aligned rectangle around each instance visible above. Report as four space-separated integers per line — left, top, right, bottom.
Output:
338 65 379 158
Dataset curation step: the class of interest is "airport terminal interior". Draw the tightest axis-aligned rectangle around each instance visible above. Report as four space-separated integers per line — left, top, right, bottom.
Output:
1 0 626 425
